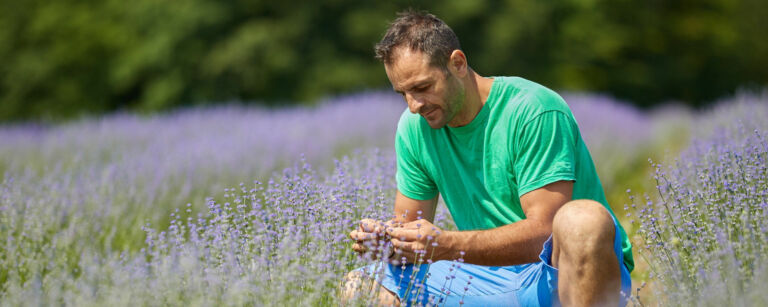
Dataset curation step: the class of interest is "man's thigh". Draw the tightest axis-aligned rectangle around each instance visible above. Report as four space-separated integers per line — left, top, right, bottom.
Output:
355 259 553 307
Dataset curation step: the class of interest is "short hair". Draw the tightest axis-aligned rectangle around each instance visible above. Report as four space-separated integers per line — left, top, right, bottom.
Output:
374 10 461 69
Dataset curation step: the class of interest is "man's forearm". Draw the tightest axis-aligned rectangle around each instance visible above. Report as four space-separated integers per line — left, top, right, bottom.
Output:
440 219 552 266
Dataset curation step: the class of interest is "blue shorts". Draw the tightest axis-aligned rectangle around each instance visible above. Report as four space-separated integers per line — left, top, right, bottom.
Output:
357 217 631 306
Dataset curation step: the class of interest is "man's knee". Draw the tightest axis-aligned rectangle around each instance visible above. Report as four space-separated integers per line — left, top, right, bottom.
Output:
553 199 615 256
340 270 399 306
553 201 622 307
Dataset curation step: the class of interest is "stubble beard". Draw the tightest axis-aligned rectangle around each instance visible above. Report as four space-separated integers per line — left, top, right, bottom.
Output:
442 74 465 128
423 72 465 129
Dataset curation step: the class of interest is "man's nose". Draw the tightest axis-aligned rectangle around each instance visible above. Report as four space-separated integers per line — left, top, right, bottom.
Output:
406 93 425 114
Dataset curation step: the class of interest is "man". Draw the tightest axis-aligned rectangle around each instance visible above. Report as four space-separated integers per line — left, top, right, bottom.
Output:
345 10 633 307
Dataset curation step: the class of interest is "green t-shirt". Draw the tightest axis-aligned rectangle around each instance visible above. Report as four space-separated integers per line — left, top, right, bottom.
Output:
395 76 634 271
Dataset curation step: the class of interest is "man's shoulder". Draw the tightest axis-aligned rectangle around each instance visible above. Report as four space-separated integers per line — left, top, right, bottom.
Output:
492 76 573 123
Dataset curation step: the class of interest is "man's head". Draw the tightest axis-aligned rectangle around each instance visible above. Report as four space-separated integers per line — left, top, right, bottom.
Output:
374 10 460 70
375 10 469 129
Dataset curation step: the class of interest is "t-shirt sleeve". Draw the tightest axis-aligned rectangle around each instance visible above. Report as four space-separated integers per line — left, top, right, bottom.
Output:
395 129 439 200
514 110 578 196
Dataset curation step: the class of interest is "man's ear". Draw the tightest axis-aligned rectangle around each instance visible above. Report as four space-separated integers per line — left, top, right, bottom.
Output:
447 50 468 78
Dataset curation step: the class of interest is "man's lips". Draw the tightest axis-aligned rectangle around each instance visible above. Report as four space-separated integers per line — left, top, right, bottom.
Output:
421 108 438 118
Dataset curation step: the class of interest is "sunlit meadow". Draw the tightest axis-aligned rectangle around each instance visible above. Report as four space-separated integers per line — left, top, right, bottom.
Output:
1 89 766 305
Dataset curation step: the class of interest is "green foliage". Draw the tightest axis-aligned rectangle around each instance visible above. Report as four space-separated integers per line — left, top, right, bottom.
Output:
1 0 767 121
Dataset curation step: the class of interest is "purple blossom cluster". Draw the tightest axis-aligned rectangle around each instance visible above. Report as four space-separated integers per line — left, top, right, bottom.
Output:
630 93 768 305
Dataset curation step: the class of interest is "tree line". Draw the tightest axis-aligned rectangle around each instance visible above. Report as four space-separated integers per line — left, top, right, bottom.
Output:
1 0 766 121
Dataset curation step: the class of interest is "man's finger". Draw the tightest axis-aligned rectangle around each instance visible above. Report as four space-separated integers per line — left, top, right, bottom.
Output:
349 230 363 241
359 218 378 226
390 237 419 253
349 230 361 241
386 227 420 242
352 243 377 254
350 229 379 242
359 218 382 233
352 243 366 253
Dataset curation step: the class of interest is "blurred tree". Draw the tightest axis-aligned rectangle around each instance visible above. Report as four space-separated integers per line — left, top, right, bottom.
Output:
0 0 766 121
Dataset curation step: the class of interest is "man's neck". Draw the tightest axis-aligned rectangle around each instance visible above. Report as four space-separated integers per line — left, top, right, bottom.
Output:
448 70 494 128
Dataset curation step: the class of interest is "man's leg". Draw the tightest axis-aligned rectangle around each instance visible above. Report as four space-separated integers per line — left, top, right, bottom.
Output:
341 270 400 306
551 200 622 306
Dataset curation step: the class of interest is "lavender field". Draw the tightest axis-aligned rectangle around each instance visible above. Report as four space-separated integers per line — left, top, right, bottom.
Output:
1 90 767 305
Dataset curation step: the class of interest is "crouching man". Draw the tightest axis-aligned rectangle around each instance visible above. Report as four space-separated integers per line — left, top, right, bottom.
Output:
344 10 633 307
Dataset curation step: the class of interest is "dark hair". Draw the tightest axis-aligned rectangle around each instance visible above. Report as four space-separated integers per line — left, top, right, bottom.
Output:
374 10 461 69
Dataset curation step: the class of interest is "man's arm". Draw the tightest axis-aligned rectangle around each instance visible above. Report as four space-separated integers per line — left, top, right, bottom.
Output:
389 180 572 266
393 190 438 223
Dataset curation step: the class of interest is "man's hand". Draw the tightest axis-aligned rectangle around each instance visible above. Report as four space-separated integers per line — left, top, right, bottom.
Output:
386 219 451 264
349 218 399 260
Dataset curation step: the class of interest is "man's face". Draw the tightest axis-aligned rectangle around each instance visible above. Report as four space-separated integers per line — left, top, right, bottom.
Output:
385 48 464 129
